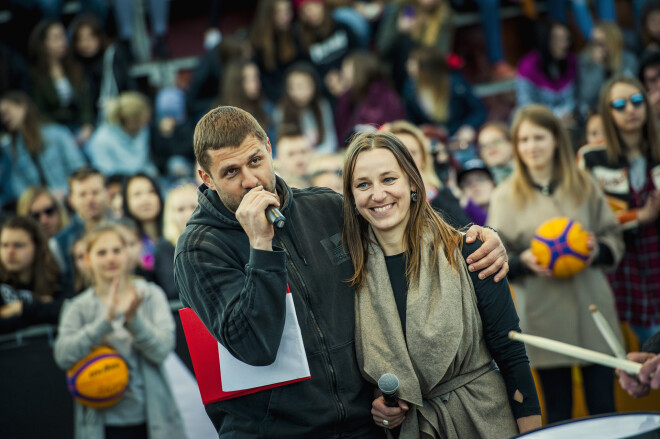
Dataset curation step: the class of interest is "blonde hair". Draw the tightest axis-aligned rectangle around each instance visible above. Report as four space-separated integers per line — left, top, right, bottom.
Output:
16 186 69 233
381 120 442 190
105 91 151 126
410 47 450 122
593 22 624 72
84 222 127 253
509 105 592 207
163 184 198 246
342 131 462 288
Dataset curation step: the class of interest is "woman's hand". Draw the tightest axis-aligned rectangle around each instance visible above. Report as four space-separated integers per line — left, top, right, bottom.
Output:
520 249 552 277
585 232 598 266
637 189 660 225
77 124 94 146
0 301 23 318
104 279 121 322
465 225 509 282
517 415 542 434
124 285 144 323
371 396 409 429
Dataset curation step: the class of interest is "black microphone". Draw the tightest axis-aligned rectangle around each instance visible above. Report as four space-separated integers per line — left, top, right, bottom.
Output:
378 373 400 408
266 206 286 229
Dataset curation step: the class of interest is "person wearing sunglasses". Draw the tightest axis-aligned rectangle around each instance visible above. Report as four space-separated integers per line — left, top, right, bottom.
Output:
579 75 660 346
16 186 69 239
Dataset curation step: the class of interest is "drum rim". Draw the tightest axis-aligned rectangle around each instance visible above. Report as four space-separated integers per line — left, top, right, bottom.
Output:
515 411 660 438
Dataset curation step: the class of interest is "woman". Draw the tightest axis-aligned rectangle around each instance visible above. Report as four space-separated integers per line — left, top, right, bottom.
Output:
28 19 94 142
477 122 515 184
0 91 87 202
403 47 486 141
333 51 406 144
381 120 471 229
85 91 158 176
516 20 577 122
578 22 638 118
54 223 185 438
0 216 65 333
343 131 541 437
16 186 69 238
156 184 198 300
489 104 624 423
579 76 660 345
121 173 164 283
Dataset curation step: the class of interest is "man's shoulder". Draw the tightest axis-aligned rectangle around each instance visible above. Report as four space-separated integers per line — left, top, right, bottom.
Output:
292 186 343 208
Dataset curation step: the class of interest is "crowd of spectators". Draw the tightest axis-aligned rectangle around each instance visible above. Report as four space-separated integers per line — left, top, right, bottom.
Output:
1 0 660 436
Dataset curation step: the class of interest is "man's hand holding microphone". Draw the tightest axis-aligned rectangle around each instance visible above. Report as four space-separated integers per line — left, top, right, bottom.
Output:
235 186 285 251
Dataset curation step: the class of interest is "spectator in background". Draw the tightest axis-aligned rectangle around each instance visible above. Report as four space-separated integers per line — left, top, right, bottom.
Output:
106 174 125 219
489 104 624 424
307 152 344 193
276 63 337 153
251 0 302 102
54 223 186 439
156 184 198 300
641 1 660 54
218 60 277 144
275 132 314 188
457 158 495 226
71 236 92 294
516 20 577 122
579 76 660 345
333 51 406 145
578 22 638 119
403 47 486 142
0 91 87 202
546 0 616 41
638 50 660 123
151 87 195 181
477 122 515 184
17 186 69 239
70 14 136 123
50 167 110 296
28 19 94 144
86 91 158 177
1 216 65 333
112 0 171 60
584 112 605 145
121 173 164 284
382 120 471 229
294 0 359 95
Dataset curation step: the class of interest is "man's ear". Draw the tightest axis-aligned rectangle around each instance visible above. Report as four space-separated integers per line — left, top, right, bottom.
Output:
199 168 216 191
266 138 273 157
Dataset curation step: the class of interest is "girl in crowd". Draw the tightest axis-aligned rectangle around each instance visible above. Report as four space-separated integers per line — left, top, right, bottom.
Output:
71 236 92 295
579 76 660 345
218 60 276 144
516 20 577 122
16 186 69 239
121 174 164 285
54 223 185 438
381 120 471 229
477 122 515 184
250 0 301 102
0 91 87 202
342 131 541 436
0 216 64 333
403 47 486 142
489 105 624 423
155 184 198 300
333 51 405 144
578 22 638 118
28 19 94 143
86 91 158 177
69 14 136 122
276 63 337 153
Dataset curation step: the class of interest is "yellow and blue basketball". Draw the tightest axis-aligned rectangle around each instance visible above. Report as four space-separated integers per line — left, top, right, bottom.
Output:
530 217 590 278
66 346 129 409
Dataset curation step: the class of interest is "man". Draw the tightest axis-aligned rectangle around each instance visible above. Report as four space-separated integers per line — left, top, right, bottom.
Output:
174 107 509 438
275 132 314 188
639 50 660 120
50 167 110 294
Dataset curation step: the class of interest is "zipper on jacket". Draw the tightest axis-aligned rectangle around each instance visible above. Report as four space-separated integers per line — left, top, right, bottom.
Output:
276 236 347 422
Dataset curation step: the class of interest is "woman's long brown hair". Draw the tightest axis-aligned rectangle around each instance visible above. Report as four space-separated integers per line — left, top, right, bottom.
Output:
250 0 298 72
509 104 592 207
219 60 268 129
342 131 462 289
1 91 44 157
598 75 660 164
411 47 450 122
0 216 61 299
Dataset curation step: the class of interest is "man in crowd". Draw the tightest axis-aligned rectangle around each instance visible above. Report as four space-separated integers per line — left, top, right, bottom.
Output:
50 167 110 293
174 106 510 438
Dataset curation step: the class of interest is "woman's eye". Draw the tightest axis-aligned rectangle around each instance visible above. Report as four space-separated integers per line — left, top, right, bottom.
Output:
384 177 395 184
355 182 368 189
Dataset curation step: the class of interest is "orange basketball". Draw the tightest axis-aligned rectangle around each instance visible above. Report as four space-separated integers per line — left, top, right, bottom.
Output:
530 217 590 278
66 346 129 409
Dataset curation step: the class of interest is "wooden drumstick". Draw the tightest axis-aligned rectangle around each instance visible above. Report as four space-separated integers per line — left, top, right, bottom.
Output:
589 305 627 359
508 331 642 375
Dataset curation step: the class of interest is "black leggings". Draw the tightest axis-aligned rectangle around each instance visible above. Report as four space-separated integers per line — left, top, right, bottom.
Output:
536 365 615 424
105 423 148 439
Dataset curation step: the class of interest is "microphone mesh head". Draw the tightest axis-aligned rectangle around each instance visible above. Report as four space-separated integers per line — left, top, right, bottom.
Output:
378 373 399 395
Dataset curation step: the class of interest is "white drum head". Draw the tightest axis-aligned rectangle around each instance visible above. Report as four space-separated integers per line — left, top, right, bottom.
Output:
516 413 660 439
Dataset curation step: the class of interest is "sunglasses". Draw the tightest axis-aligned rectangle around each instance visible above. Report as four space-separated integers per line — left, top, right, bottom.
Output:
610 93 645 112
31 206 57 220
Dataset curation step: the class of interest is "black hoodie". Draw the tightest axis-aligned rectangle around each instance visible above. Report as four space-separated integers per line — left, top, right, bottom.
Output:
174 178 380 439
